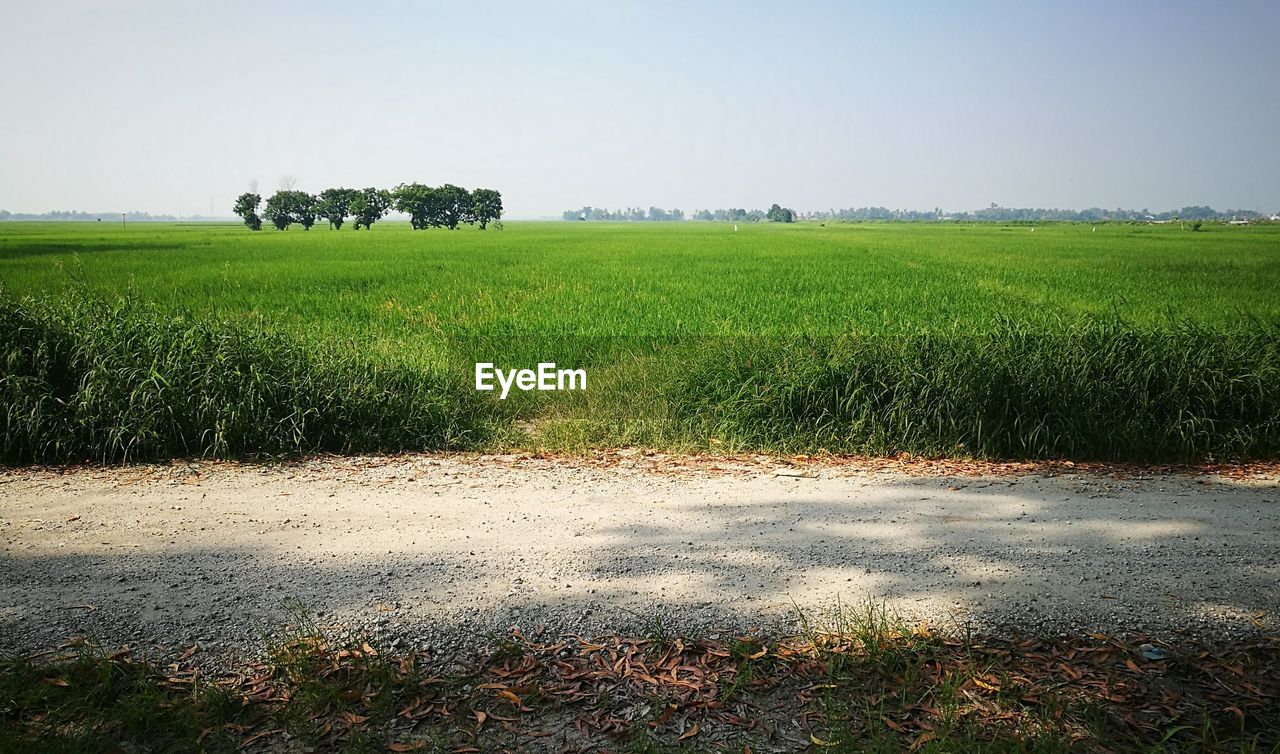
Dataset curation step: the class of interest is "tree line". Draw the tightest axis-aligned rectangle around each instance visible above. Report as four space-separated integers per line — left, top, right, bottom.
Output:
807 205 1266 223
563 204 796 223
562 206 686 222
233 185 503 231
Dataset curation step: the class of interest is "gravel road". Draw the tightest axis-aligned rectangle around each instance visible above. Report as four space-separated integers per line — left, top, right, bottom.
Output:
2 454 1277 656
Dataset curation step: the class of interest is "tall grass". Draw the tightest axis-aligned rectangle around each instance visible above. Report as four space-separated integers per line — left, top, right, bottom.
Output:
0 289 501 464
5 289 1275 463
670 319 1280 460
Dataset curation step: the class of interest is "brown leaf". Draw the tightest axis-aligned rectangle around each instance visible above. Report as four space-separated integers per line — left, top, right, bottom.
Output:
678 722 700 740
473 710 487 727
43 677 69 687
387 743 426 752
650 703 678 728
910 732 938 751
499 689 522 706
239 728 282 749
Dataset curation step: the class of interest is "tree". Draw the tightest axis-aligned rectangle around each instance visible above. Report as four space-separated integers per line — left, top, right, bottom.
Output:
263 191 293 230
292 191 317 230
437 184 471 230
350 188 392 230
316 188 358 229
392 183 443 230
233 192 262 231
471 189 503 229
263 190 317 230
766 203 794 223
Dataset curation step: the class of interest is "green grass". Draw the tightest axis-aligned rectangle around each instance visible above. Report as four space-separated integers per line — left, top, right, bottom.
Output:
1 220 1278 463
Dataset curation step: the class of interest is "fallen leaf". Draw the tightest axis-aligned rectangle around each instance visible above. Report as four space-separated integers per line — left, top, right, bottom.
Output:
239 728 282 749
774 468 818 478
678 722 699 740
499 689 522 706
43 678 69 687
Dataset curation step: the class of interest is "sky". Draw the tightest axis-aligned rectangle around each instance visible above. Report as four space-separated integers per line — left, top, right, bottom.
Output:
2 0 1278 218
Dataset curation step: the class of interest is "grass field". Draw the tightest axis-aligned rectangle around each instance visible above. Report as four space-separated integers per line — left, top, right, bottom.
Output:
2 221 1279 463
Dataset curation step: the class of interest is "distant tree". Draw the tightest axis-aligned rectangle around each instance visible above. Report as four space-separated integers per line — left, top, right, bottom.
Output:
316 188 358 229
263 190 317 230
350 187 392 230
392 183 443 230
263 191 293 230
437 184 472 230
233 192 262 231
766 203 794 223
470 189 503 229
292 192 317 230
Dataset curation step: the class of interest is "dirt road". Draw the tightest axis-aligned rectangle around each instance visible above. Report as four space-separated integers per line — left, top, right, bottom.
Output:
2 454 1277 654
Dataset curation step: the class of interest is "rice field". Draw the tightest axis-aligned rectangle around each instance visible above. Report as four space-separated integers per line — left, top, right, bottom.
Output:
2 221 1278 463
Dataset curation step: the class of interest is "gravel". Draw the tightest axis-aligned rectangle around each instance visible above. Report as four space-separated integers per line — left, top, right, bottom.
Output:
2 455 1277 660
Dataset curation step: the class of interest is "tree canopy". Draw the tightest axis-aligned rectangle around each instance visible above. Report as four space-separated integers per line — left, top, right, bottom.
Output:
350 188 393 230
316 188 358 230
232 193 262 231
238 184 501 232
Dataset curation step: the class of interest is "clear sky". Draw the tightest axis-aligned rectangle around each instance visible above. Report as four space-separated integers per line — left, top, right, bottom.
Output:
2 0 1278 218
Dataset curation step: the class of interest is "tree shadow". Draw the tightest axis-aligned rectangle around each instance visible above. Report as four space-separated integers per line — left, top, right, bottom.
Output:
2 471 1276 653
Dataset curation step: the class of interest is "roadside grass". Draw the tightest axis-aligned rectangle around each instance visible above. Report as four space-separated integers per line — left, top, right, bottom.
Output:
3 605 1276 752
0 289 511 464
4 288 1278 463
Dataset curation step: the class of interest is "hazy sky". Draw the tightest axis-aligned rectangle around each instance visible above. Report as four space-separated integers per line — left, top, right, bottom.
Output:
3 0 1278 218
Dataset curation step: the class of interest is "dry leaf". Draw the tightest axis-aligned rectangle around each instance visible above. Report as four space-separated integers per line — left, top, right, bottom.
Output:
910 731 938 751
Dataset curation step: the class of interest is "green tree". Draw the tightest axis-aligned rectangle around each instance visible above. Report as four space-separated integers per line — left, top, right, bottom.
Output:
470 189 503 229
291 191 318 230
350 188 392 230
766 203 795 223
437 184 471 230
392 183 443 230
263 190 318 230
316 188 358 230
263 191 293 230
232 192 262 231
